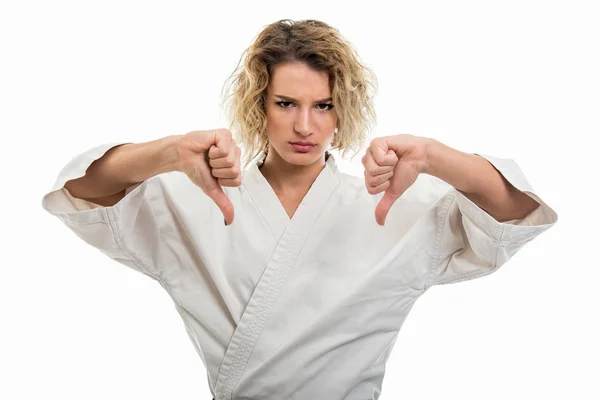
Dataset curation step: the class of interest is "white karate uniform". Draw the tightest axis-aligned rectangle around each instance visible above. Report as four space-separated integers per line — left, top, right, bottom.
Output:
42 143 558 400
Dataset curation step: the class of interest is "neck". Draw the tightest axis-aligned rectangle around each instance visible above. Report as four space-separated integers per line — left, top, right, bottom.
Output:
259 148 327 194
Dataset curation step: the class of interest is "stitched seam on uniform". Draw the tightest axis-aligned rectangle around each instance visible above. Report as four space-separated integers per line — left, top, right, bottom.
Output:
436 216 506 285
494 223 507 270
499 229 538 246
212 188 287 395
443 224 505 284
104 207 158 280
425 193 456 288
212 233 284 389
213 188 284 394
222 176 342 400
438 269 488 284
144 181 174 286
215 209 287 389
240 178 343 369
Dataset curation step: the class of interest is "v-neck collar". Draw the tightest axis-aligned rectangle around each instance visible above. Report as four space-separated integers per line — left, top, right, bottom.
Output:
242 151 340 240
216 153 341 399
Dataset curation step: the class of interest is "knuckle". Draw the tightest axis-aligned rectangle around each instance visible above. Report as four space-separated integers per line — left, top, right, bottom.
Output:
371 137 384 148
369 176 383 187
217 128 232 137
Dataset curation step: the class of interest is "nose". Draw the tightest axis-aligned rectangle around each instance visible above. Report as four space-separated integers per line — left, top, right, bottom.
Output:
294 107 313 137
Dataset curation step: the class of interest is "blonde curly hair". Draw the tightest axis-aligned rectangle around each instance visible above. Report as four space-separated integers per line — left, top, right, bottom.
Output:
220 19 378 167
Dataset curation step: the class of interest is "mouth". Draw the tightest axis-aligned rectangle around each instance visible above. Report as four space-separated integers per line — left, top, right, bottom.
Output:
289 142 316 153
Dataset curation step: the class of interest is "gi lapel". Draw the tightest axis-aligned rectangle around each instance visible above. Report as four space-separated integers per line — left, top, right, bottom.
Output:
240 152 290 241
214 152 341 400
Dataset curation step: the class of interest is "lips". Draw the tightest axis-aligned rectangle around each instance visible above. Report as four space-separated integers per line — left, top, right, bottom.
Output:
290 142 316 153
290 142 316 146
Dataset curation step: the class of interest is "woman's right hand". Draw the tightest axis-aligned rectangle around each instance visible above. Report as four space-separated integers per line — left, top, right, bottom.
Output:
176 129 242 225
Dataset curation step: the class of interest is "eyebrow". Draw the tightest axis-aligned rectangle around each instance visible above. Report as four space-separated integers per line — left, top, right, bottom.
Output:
274 94 333 103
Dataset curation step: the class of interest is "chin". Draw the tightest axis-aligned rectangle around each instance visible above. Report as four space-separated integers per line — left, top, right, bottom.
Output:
286 154 323 166
276 145 327 166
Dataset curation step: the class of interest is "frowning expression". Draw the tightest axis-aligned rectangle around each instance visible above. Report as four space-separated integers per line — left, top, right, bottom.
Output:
265 62 338 166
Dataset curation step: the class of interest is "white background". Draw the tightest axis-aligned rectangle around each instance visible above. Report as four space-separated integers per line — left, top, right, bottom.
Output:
1 0 598 399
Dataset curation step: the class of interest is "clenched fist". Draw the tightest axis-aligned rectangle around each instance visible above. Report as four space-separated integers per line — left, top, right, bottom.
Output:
362 134 430 226
176 129 242 225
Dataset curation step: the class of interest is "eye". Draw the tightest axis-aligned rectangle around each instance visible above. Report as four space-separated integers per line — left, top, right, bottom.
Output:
276 101 293 109
275 101 334 111
317 103 334 111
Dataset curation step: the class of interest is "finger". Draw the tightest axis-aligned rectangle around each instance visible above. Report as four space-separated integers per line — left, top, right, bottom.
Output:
375 191 400 226
211 167 240 179
217 177 242 187
366 179 390 195
214 128 233 144
216 134 233 151
365 170 394 188
209 156 236 169
208 141 230 159
204 186 235 225
371 142 398 167
364 148 394 175
387 163 419 199
364 163 394 178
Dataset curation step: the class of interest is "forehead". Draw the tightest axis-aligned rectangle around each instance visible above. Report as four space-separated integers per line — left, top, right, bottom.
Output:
268 62 331 98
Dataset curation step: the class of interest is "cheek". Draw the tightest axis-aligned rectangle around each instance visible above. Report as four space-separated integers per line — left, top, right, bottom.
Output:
321 111 337 127
318 114 337 133
266 110 293 132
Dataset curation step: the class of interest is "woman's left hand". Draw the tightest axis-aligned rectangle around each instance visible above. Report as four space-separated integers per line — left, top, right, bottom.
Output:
362 134 431 226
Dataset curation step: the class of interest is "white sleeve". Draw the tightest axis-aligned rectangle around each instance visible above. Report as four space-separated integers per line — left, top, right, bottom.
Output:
428 153 558 286
41 143 164 281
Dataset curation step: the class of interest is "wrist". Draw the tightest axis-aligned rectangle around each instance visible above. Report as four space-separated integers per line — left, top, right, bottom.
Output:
421 137 442 176
164 134 184 173
128 134 183 182
422 139 484 193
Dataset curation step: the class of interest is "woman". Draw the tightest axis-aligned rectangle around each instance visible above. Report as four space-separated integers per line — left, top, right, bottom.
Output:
42 19 557 400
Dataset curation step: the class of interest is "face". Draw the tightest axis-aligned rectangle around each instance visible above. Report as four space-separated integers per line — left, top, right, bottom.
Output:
265 62 337 167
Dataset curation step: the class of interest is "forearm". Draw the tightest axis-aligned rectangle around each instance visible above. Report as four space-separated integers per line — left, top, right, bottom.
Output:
423 139 540 222
64 134 182 200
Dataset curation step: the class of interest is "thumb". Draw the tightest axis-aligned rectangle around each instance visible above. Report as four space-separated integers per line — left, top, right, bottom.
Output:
375 191 400 226
373 147 398 167
214 129 232 149
205 186 235 225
